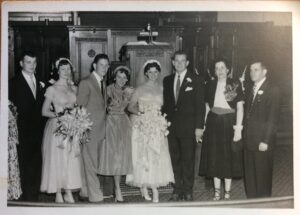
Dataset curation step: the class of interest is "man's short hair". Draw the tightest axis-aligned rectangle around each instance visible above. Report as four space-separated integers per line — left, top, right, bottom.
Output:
172 50 189 61
20 50 37 61
90 53 109 72
250 60 267 70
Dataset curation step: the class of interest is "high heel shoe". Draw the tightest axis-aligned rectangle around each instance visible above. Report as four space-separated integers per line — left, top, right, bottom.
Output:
55 193 64 203
64 192 75 203
224 190 231 200
140 187 151 201
114 188 125 203
152 188 159 203
213 188 221 201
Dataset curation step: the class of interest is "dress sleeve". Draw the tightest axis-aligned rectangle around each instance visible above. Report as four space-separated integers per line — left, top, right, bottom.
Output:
44 86 55 100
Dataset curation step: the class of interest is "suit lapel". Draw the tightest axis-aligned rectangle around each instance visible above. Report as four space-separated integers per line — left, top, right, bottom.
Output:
169 74 176 104
90 74 103 99
252 80 268 106
177 71 191 105
20 73 36 101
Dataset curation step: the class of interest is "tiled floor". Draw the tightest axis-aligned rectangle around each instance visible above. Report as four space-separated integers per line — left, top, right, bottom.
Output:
9 138 293 206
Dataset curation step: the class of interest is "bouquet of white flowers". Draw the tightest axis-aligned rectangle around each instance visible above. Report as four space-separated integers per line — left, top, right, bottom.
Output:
54 104 93 151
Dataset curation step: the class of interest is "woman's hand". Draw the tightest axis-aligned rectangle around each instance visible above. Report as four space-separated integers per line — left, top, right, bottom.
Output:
233 125 243 142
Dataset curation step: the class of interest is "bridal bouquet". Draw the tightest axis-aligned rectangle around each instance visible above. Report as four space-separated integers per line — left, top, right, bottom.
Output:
54 104 93 150
134 103 171 138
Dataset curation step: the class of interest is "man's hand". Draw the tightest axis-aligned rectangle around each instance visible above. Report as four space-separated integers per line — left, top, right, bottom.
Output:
195 128 204 143
258 142 268 151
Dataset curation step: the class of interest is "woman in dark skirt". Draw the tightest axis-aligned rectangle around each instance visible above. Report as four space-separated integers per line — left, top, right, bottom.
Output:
199 58 244 200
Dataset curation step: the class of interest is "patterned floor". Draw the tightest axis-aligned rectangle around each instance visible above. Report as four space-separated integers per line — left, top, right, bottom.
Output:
9 138 293 206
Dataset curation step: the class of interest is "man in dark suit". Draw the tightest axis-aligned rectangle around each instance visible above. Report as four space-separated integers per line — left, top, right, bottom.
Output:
9 50 45 201
163 51 205 201
244 60 280 198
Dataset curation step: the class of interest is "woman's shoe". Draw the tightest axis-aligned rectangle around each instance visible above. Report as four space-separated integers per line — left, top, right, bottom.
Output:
224 190 231 200
55 193 64 203
140 187 151 201
152 188 159 203
64 192 75 203
213 188 221 201
114 188 125 203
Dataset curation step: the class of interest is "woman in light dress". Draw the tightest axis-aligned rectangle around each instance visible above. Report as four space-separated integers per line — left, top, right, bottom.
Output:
98 66 133 202
7 101 22 200
126 60 174 203
40 58 81 203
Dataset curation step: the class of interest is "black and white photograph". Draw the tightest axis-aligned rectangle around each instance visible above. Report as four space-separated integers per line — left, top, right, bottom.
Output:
0 0 299 214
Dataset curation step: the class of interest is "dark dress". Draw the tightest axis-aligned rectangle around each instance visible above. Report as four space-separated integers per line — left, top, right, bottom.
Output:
199 79 244 178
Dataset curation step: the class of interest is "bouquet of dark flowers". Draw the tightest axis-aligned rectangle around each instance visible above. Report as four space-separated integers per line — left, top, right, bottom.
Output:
54 104 93 151
224 83 239 102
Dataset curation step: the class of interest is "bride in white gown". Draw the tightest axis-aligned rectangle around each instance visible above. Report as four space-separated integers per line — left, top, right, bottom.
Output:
126 60 174 203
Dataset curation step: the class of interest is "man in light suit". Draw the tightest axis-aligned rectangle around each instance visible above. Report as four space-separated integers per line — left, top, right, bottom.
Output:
244 60 280 198
77 54 113 202
163 51 206 201
9 50 45 201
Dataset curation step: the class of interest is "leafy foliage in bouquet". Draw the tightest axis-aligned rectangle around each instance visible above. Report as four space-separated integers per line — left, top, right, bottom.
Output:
134 103 171 138
224 83 238 102
54 104 93 145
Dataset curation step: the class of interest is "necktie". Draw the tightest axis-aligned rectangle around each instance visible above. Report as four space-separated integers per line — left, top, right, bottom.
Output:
252 84 257 103
29 74 36 99
100 80 104 97
175 74 181 103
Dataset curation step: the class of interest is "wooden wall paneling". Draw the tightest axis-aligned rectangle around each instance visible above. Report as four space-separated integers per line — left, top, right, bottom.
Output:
125 45 173 87
68 26 108 82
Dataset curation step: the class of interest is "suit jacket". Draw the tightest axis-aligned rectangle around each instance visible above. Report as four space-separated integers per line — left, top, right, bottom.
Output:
206 78 244 110
77 74 107 166
9 72 45 146
162 70 205 137
244 79 280 151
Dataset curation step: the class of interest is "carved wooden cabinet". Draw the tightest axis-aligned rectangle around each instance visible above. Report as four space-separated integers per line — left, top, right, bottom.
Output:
124 43 174 87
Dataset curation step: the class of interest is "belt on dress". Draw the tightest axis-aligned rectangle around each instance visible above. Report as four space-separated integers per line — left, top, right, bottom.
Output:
210 107 235 115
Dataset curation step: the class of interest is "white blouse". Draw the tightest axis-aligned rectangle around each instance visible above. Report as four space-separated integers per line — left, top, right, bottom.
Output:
213 81 231 109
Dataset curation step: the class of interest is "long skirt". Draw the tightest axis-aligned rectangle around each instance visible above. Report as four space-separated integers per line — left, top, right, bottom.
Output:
40 118 82 193
199 111 243 178
98 113 133 175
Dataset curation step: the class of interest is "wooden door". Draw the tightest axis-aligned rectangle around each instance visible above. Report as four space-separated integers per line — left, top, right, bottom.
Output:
75 38 107 81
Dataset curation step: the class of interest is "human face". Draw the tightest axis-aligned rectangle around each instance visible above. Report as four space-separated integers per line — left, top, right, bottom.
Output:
146 67 160 82
115 71 128 88
215 61 229 80
94 59 109 78
250 63 267 83
58 64 72 80
172 54 189 73
20 55 37 74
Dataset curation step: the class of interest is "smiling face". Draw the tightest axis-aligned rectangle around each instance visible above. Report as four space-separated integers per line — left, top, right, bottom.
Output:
172 54 189 73
146 67 160 82
94 58 109 78
20 55 37 74
115 71 128 88
215 61 229 80
58 64 72 80
250 62 267 83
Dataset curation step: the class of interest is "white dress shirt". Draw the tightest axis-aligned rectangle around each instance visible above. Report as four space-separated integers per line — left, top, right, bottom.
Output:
253 77 266 100
22 70 36 98
173 69 188 98
93 71 103 87
213 81 231 109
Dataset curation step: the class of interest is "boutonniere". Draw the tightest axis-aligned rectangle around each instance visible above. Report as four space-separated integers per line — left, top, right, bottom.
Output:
186 77 192 83
39 81 45 88
185 86 193 92
224 83 238 102
257 90 264 95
